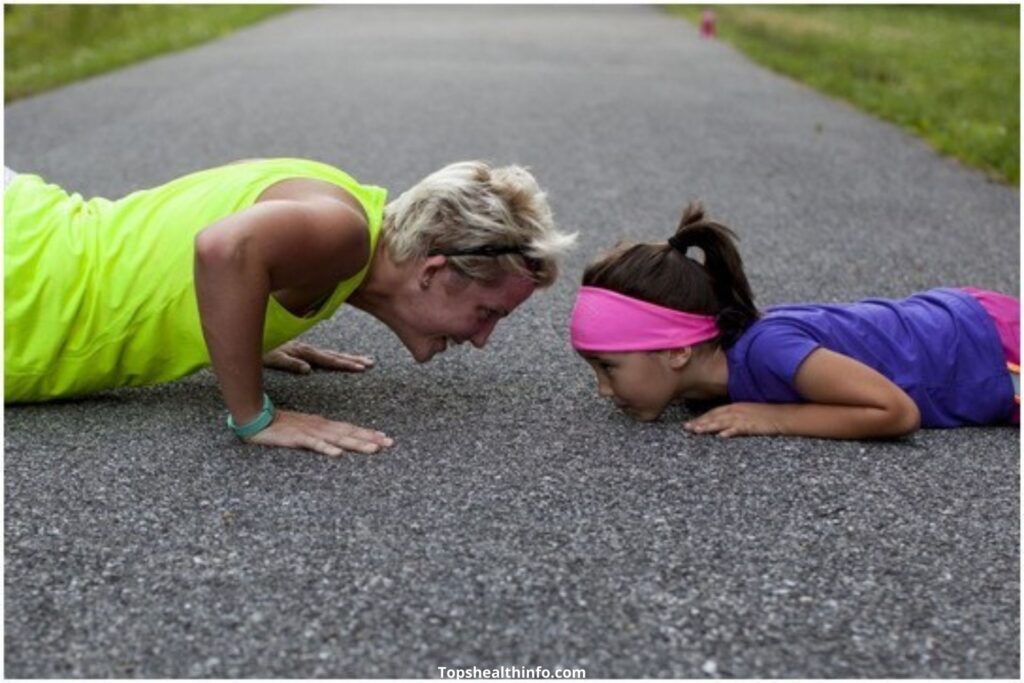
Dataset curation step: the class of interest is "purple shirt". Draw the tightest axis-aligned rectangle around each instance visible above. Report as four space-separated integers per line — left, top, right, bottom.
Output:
725 288 1013 428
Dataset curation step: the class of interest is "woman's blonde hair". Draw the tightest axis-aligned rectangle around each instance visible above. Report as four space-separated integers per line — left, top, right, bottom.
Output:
381 161 576 287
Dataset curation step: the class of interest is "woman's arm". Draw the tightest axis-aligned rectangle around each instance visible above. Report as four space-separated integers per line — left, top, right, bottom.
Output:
194 197 392 455
684 348 921 439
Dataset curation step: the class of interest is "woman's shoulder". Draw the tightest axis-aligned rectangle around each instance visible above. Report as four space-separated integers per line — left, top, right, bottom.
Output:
247 158 387 224
234 157 370 185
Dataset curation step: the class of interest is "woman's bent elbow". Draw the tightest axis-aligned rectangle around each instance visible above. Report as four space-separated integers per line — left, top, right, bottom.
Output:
194 228 241 267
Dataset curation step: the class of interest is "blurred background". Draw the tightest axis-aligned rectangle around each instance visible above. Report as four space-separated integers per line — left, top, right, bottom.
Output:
5 4 1019 184
4 5 1018 677
4 5 293 100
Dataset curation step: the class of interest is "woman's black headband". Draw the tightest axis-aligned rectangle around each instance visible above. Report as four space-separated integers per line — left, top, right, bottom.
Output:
429 245 528 258
429 244 541 271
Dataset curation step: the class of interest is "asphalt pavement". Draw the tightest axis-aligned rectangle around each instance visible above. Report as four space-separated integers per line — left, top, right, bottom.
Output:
4 5 1019 677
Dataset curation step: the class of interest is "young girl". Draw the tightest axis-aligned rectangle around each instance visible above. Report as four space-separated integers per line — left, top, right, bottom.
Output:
570 202 1019 440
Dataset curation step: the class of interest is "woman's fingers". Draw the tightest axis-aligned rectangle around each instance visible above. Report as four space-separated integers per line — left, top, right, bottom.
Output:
304 421 393 454
319 422 394 453
267 342 375 373
306 350 375 371
330 352 375 366
263 349 312 374
318 423 394 454
330 434 383 454
299 436 344 457
248 409 394 456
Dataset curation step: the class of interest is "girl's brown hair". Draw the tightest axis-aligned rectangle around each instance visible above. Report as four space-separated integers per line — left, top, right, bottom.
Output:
582 201 759 348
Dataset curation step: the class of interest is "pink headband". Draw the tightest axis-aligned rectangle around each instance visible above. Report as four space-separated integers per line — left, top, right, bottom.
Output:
570 286 720 352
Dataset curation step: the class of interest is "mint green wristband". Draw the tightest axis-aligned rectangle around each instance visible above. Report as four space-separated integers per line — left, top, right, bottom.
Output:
227 393 275 438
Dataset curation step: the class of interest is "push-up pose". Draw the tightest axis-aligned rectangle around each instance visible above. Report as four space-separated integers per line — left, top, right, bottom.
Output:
5 158 575 455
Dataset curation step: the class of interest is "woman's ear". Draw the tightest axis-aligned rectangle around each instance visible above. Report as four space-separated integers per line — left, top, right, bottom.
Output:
666 346 693 370
419 254 447 289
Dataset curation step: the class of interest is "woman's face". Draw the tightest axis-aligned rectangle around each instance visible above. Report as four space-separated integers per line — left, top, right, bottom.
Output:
580 351 681 421
396 266 537 363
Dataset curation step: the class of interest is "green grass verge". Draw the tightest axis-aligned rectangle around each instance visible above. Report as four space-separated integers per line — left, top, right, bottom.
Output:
668 5 1020 184
5 4 296 102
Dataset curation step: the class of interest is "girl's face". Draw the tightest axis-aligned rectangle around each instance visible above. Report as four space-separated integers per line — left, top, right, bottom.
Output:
580 351 682 421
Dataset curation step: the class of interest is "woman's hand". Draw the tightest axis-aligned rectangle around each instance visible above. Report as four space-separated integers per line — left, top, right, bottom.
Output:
263 341 375 374
194 197 373 427
245 409 394 457
684 403 787 438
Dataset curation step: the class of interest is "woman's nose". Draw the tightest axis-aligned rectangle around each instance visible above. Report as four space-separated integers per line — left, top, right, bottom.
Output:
470 319 498 348
597 376 614 398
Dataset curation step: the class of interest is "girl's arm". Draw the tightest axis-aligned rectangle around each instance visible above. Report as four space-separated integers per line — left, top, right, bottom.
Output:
194 197 392 456
684 348 921 439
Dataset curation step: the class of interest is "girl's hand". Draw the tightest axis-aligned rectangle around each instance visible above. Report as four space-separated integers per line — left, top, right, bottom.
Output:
263 341 375 374
684 403 787 438
683 349 921 440
245 409 394 457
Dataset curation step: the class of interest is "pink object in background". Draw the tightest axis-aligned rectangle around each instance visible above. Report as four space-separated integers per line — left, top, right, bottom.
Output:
962 286 1020 424
700 9 716 38
962 287 1020 366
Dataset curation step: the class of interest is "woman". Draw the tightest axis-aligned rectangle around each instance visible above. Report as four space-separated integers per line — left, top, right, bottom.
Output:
4 158 576 456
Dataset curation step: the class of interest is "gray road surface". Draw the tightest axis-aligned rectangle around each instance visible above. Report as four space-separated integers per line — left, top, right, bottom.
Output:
4 5 1019 677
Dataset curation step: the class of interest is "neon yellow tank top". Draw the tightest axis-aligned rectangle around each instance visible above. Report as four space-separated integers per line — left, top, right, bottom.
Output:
4 158 387 402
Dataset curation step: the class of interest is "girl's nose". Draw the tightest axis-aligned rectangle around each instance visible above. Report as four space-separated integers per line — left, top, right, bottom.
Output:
597 377 614 398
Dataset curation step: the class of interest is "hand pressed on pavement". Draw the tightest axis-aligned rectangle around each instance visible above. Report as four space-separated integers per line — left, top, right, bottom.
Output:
683 402 787 438
263 340 375 374
246 409 394 457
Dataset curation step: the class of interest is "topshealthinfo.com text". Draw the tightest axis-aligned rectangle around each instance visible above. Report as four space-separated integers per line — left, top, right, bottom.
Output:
436 665 586 680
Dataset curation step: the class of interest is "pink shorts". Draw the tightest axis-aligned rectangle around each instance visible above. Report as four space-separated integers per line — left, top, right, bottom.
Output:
963 287 1020 423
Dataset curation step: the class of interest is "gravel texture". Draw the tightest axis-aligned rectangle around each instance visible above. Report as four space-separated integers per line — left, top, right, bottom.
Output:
4 5 1019 677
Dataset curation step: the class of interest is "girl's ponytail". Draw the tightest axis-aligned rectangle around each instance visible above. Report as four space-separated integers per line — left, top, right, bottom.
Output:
668 202 759 347
582 201 759 349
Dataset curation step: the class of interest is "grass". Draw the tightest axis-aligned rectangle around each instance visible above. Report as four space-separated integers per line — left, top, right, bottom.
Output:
668 5 1020 184
4 4 295 102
